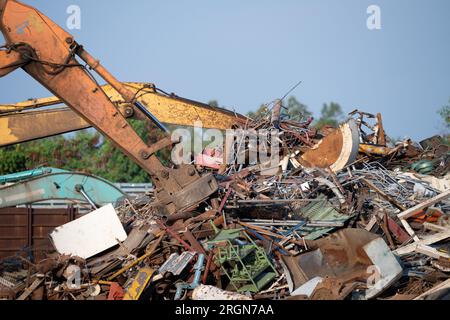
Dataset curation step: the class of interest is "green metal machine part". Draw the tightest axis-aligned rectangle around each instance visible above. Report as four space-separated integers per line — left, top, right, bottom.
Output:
207 226 278 293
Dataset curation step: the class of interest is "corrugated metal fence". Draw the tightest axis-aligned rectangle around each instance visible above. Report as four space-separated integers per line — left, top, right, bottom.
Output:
0 206 81 261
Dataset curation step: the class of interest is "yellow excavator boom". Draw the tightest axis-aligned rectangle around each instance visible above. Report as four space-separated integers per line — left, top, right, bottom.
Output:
0 82 247 147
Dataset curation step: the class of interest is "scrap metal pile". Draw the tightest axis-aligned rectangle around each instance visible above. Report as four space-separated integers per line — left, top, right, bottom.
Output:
1 108 449 301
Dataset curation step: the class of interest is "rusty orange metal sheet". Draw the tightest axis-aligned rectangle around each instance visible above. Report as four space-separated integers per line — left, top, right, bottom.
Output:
298 120 360 172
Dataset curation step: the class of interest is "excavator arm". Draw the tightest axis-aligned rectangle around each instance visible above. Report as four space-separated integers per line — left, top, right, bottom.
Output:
0 47 26 76
0 0 219 214
0 82 246 147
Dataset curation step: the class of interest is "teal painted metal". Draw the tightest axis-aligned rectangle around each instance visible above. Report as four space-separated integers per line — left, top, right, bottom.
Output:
0 170 127 208
0 167 67 184
411 160 435 175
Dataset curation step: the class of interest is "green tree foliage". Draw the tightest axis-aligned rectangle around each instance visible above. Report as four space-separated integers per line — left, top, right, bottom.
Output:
246 104 269 120
284 96 312 121
208 100 219 108
92 120 153 183
0 145 27 174
0 120 163 183
315 102 344 129
438 99 450 130
247 97 312 121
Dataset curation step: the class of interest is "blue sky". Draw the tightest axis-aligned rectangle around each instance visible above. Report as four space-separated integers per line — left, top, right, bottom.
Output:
1 0 449 141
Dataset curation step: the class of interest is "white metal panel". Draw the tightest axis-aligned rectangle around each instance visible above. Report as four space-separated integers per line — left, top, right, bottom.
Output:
49 204 127 259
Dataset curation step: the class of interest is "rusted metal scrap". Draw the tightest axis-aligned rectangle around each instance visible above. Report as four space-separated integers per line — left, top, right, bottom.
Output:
0 105 449 301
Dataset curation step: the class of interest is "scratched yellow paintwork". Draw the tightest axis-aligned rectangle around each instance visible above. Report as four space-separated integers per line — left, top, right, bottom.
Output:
0 108 90 147
128 83 242 130
122 267 154 300
0 82 245 147
0 96 60 112
0 117 17 144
